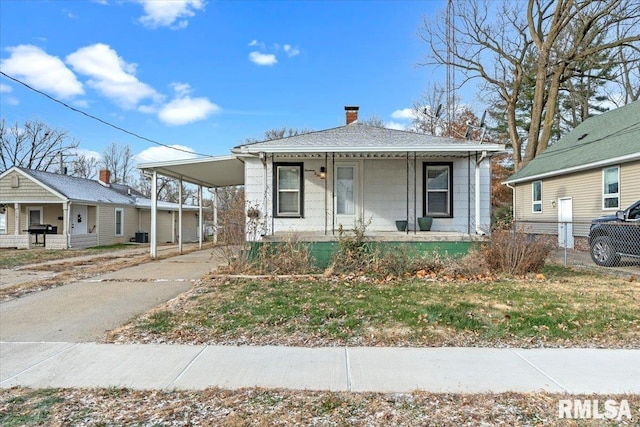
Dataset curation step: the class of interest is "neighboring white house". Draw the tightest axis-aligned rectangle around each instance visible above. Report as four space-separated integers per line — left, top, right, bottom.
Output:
0 167 200 249
230 107 505 238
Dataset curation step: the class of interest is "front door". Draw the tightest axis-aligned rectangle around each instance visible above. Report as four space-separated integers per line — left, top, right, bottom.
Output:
558 197 574 249
71 205 88 235
334 162 359 228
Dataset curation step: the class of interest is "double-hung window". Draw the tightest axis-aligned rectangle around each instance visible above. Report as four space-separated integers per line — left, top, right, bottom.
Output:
602 166 619 209
274 163 304 217
423 162 453 217
115 208 124 236
532 181 542 213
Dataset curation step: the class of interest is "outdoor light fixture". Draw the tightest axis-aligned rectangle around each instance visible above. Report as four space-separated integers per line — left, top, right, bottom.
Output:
316 166 326 180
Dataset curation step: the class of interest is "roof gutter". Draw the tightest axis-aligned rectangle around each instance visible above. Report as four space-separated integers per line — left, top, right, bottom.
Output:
235 144 505 154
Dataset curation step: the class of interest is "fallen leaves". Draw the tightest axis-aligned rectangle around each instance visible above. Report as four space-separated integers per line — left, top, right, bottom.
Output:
5 387 639 427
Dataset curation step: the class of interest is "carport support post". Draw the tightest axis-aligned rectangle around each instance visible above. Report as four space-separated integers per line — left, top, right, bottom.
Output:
151 169 158 259
198 185 203 249
212 188 218 244
178 176 183 254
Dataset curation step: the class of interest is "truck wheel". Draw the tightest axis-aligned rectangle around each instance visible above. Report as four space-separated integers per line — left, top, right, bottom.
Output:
590 236 620 267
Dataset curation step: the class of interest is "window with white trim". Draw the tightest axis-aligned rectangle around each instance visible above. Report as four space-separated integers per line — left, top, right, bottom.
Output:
423 162 453 217
115 208 124 236
274 163 304 217
602 166 619 209
532 181 542 213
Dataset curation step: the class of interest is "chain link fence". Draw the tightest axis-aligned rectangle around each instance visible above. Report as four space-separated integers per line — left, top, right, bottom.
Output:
512 219 640 271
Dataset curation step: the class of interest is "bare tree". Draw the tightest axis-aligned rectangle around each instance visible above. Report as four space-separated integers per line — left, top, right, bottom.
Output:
102 142 135 184
137 171 197 204
70 154 100 179
420 0 640 168
410 83 448 136
0 119 79 172
244 127 313 144
360 115 386 127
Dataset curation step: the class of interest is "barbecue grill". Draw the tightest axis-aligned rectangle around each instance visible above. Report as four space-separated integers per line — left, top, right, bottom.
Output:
27 224 58 246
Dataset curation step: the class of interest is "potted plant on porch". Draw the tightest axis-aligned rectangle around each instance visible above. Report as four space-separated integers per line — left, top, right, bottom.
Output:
395 220 408 231
417 216 433 231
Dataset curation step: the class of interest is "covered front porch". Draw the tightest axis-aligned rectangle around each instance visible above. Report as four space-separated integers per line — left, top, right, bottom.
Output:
0 202 98 250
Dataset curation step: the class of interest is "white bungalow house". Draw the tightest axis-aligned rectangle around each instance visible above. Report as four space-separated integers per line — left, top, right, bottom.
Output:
0 167 200 249
138 106 505 262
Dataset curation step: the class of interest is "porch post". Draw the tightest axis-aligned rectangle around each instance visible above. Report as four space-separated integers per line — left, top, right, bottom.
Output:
212 188 218 244
151 169 158 259
178 176 183 254
198 185 203 249
13 203 20 236
475 151 488 235
406 152 409 235
62 202 69 248
414 152 417 235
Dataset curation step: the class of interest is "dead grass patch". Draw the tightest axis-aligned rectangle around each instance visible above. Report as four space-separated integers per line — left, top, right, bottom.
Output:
106 266 640 348
2 387 638 426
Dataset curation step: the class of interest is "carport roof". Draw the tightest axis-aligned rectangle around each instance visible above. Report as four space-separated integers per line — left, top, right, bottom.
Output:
137 155 245 188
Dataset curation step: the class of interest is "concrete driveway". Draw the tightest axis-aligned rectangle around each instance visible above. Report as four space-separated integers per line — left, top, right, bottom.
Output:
0 248 220 342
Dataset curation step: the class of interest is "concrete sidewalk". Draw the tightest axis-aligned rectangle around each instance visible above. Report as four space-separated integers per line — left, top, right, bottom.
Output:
1 342 638 394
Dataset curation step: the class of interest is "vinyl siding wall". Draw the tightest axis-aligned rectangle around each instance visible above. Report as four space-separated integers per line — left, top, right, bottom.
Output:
0 171 63 202
513 160 640 237
96 205 139 246
244 155 492 238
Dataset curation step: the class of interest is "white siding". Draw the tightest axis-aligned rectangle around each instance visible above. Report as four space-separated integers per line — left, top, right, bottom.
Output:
244 155 493 238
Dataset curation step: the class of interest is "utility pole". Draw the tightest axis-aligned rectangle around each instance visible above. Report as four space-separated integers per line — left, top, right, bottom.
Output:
58 151 77 175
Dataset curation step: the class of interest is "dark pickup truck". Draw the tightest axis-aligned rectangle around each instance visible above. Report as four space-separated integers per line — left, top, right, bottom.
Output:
588 200 640 267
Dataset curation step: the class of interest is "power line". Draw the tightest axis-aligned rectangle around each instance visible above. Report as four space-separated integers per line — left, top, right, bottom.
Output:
0 71 213 158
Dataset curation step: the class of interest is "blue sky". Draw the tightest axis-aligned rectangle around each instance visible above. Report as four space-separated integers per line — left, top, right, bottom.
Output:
1 0 464 164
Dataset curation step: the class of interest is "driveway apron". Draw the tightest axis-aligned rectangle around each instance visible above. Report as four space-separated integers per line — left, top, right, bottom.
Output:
0 249 218 342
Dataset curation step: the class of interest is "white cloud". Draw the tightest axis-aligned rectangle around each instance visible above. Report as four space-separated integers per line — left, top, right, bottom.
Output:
1 44 84 99
0 83 11 93
66 43 160 109
134 145 199 162
137 0 205 29
73 147 103 161
158 83 220 125
249 51 277 66
283 44 300 57
385 121 408 131
248 40 265 48
391 108 416 120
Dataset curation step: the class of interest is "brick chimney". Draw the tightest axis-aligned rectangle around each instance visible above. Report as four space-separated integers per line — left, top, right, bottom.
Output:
99 169 111 185
345 106 359 125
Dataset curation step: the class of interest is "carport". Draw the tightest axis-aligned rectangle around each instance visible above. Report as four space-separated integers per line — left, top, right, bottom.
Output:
137 155 245 258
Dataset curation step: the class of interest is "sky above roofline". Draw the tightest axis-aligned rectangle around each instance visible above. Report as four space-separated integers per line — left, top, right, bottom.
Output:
1 0 485 167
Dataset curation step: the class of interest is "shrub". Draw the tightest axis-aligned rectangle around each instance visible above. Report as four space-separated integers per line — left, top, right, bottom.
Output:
373 246 445 278
330 217 374 273
254 233 315 274
482 225 555 275
442 249 490 278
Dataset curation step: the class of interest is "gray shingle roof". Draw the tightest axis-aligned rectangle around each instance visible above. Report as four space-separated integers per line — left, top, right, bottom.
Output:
18 167 135 204
15 167 198 211
233 123 504 153
505 101 640 183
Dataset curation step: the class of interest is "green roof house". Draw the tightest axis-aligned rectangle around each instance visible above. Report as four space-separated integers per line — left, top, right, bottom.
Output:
503 101 640 249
